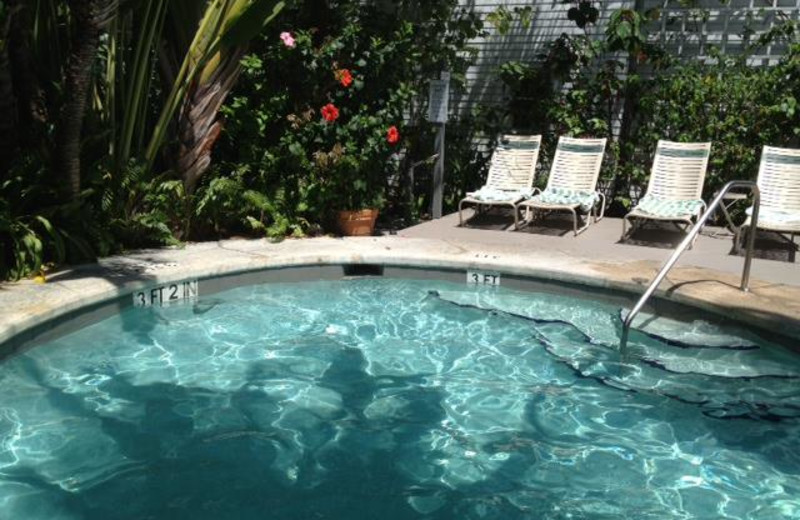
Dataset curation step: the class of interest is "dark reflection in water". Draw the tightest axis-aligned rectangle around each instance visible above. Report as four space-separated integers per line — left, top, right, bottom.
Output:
1 279 799 520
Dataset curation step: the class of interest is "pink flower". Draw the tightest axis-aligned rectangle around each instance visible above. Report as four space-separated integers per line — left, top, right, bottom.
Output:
280 32 296 48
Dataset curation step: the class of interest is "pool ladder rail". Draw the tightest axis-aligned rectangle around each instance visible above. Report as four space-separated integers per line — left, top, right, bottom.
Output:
619 180 761 355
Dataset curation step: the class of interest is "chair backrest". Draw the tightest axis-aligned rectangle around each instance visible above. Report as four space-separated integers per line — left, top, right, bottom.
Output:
757 145 800 214
546 137 607 192
646 140 711 200
484 134 542 191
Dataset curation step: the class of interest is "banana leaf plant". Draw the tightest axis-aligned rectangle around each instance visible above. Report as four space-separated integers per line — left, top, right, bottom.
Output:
64 0 284 200
146 0 285 193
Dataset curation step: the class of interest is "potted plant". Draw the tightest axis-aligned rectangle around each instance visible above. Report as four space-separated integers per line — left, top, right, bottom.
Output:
311 107 401 235
285 65 402 233
329 154 383 236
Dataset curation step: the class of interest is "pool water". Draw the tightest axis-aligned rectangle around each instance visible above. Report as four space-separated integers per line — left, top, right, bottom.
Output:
0 278 798 519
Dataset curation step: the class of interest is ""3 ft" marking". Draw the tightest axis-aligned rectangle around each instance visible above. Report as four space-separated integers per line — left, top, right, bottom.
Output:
466 271 501 286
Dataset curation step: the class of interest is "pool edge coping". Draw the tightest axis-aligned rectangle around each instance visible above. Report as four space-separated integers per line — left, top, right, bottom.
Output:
2 235 799 347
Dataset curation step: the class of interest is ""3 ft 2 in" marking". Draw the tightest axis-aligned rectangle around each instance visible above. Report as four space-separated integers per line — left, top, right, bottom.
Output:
133 280 199 307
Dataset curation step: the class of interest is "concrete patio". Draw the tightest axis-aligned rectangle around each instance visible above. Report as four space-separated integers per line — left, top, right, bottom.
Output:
400 209 799 287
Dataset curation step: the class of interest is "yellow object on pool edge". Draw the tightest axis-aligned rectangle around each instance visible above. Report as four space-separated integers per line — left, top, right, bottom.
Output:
33 272 46 284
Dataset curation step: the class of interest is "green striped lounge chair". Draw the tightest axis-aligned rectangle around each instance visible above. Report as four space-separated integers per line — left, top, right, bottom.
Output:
736 145 800 250
514 136 607 236
459 134 542 228
622 140 711 242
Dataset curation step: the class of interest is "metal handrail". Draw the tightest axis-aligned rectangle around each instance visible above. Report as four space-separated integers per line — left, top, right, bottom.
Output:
619 180 760 354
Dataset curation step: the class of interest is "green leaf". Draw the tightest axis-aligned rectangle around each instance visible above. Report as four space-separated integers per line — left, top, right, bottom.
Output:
21 233 43 273
34 216 66 263
245 215 266 231
616 21 632 40
220 0 286 49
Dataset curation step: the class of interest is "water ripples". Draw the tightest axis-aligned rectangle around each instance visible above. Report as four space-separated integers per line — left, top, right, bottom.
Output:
0 278 798 519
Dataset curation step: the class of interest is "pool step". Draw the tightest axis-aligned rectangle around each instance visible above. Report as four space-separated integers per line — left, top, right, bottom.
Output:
429 289 800 421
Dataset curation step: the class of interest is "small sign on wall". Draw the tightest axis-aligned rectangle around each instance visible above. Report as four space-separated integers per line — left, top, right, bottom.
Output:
466 271 501 286
133 280 199 307
427 76 450 123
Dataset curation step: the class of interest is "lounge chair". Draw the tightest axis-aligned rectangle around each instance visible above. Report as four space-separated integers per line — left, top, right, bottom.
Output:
621 140 711 241
514 136 607 236
458 134 542 229
737 145 800 250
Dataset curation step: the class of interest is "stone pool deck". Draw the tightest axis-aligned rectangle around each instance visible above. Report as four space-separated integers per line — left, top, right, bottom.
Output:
1 212 799 346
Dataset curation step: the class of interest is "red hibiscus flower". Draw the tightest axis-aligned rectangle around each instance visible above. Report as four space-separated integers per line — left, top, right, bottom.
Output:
335 68 353 87
321 103 339 122
386 125 400 145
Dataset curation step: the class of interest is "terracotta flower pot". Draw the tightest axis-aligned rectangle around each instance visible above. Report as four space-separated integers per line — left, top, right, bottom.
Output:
336 209 378 236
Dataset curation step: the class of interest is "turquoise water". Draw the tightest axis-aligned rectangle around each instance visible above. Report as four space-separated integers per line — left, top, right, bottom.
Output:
0 278 799 519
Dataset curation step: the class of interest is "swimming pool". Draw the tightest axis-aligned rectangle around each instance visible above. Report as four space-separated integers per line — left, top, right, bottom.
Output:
0 277 798 519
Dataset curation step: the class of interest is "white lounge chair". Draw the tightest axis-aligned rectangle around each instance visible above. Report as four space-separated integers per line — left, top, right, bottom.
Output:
514 136 607 236
737 145 800 250
458 134 542 229
621 140 711 241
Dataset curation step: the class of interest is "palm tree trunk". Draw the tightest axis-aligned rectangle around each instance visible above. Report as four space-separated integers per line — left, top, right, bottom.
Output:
0 9 16 172
55 0 116 201
7 0 48 149
177 47 245 194
146 0 285 193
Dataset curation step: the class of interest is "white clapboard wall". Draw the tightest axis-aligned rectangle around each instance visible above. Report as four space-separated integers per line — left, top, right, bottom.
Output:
454 0 627 113
454 0 800 115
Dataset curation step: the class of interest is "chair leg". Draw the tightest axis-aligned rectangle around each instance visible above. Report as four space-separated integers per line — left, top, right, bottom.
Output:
688 218 700 248
569 208 577 236
773 231 798 247
509 204 519 231
576 214 591 235
594 194 606 223
623 215 645 241
458 200 466 226
621 215 631 241
569 208 591 236
516 204 533 230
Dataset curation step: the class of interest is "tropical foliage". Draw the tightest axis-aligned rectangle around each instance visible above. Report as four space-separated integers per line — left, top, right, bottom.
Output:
1 0 799 280
0 0 285 278
210 0 485 236
1 0 488 278
496 4 799 212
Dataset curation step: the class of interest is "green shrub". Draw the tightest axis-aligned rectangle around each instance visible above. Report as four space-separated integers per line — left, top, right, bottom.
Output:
0 157 105 280
499 19 799 215
212 0 485 233
627 45 800 201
